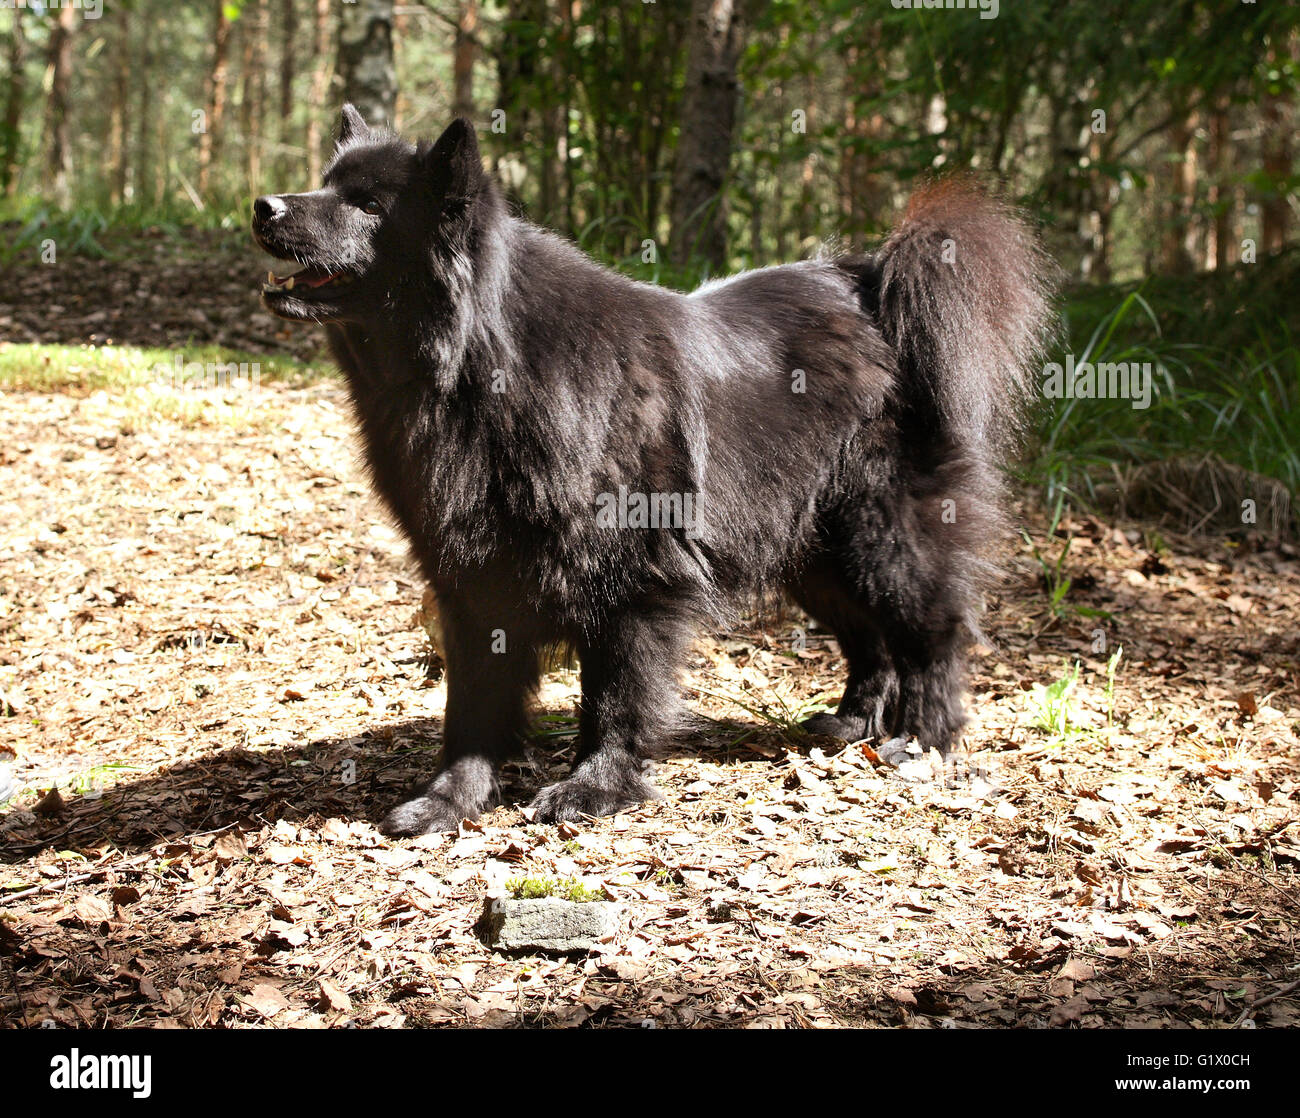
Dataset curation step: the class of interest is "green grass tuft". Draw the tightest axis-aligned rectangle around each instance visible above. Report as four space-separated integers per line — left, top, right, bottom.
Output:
0 342 327 393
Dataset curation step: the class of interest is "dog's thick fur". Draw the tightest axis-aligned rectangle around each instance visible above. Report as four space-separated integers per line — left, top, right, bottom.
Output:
252 106 1054 834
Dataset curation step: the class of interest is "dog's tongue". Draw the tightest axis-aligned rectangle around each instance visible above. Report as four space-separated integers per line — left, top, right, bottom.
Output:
266 263 344 289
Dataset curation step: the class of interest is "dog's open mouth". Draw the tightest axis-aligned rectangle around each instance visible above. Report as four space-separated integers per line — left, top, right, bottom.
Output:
262 261 356 295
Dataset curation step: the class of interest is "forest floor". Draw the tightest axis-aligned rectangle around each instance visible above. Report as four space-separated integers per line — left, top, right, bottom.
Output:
1 237 1298 1029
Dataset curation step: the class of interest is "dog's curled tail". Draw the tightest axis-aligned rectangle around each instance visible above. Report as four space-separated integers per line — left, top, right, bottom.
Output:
875 178 1056 459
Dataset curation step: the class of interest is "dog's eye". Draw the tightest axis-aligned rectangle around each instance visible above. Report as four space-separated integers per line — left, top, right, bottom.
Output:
360 199 383 216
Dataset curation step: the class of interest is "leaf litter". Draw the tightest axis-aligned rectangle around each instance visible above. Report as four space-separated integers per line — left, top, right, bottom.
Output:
1 377 1298 1029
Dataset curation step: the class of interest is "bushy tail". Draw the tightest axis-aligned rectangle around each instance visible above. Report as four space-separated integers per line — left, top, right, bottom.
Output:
875 178 1056 460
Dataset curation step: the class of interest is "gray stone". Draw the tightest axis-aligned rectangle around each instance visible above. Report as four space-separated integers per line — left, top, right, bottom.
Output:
480 897 626 955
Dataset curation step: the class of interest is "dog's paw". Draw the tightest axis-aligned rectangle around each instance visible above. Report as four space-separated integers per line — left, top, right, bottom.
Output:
529 779 628 823
800 712 868 742
530 767 660 824
381 759 500 836
379 792 468 836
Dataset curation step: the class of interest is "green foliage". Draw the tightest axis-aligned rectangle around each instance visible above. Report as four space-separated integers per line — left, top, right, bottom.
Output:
3 0 1298 527
1032 661 1082 739
1022 504 1075 620
505 876 608 904
1024 254 1300 513
0 195 256 264
6 0 1296 279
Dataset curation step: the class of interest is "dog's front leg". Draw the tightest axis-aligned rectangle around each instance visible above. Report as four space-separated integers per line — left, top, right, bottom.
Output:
530 609 688 823
380 595 539 835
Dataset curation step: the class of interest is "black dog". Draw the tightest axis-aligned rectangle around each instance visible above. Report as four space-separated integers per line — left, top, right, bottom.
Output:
252 105 1053 835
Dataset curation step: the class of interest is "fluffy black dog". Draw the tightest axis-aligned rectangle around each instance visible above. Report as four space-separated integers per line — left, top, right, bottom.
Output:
253 105 1053 835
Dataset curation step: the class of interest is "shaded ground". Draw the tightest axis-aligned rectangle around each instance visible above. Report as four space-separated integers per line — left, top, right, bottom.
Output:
0 225 324 363
1 372 1297 1030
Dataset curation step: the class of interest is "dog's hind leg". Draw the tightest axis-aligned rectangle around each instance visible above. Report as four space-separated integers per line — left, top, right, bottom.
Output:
878 623 968 764
787 557 898 743
790 481 978 763
856 491 978 764
380 592 541 835
529 604 690 823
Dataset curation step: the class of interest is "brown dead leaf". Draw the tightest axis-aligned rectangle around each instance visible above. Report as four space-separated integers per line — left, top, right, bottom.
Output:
1049 995 1089 1027
318 979 353 1014
1057 957 1096 982
266 844 309 865
213 830 248 862
320 818 352 842
885 984 917 1007
242 983 290 1019
73 894 112 923
33 787 66 816
1047 977 1075 998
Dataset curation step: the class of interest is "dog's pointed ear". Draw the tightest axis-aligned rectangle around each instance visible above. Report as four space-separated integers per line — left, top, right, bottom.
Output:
423 118 483 200
337 103 372 148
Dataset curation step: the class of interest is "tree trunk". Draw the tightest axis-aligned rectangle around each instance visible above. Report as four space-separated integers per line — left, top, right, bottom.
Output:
453 0 478 120
1078 123 1116 282
1160 111 1196 275
242 0 268 190
669 0 749 270
44 3 76 209
561 0 574 236
155 83 171 204
107 12 130 205
338 0 396 128
198 0 232 197
1260 42 1293 256
1 5 24 197
280 0 298 120
1208 99 1231 269
1182 109 1202 268
538 11 558 227
305 0 332 183
276 0 298 178
772 86 786 261
134 20 153 206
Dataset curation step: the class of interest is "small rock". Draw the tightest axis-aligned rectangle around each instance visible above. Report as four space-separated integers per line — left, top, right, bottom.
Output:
480 897 625 955
705 895 732 923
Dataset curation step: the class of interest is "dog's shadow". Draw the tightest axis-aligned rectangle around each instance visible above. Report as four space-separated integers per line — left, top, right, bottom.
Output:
0 713 795 863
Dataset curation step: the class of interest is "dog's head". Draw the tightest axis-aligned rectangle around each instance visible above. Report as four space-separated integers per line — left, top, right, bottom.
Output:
253 105 484 323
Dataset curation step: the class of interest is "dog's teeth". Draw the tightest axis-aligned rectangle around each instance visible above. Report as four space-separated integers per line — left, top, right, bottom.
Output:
284 275 295 291
267 271 274 284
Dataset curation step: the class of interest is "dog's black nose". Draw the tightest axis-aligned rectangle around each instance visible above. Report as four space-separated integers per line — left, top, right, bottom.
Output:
253 195 286 225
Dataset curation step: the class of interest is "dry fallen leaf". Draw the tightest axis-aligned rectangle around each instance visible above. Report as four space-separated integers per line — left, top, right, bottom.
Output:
74 894 112 923
1049 995 1089 1027
318 979 353 1014
1057 958 1096 982
213 830 248 862
243 983 290 1019
33 787 66 816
